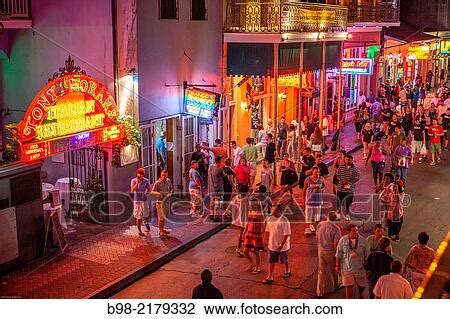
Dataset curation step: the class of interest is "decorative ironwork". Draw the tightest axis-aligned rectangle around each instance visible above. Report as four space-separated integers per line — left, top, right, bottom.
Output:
47 55 87 83
0 0 30 19
224 2 348 33
347 2 400 24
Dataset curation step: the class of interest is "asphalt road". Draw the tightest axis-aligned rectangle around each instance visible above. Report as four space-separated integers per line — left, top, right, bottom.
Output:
112 145 450 299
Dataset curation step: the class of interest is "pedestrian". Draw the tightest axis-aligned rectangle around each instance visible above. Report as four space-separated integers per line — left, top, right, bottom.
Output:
404 232 435 292
365 139 386 187
352 107 364 140
156 131 167 174
386 180 405 242
287 124 297 161
322 115 329 153
234 157 251 189
402 107 413 140
256 124 267 160
222 158 236 203
208 156 226 222
230 140 243 168
202 139 228 162
381 103 393 136
316 211 341 298
242 137 258 188
428 118 444 165
277 116 289 156
419 83 426 105
367 224 392 255
265 118 275 139
259 159 274 193
279 153 296 197
307 153 329 178
191 143 207 184
394 138 412 181
192 269 224 299
336 155 360 220
364 237 393 299
303 166 325 233
264 133 277 170
390 125 406 172
335 224 370 299
412 85 419 109
361 122 374 160
263 204 291 284
299 147 315 189
357 90 366 108
152 170 173 239
224 184 249 257
242 198 266 275
440 107 450 150
376 172 396 226
188 160 203 218
310 126 323 153
130 168 151 237
373 260 413 299
332 150 346 195
411 117 426 164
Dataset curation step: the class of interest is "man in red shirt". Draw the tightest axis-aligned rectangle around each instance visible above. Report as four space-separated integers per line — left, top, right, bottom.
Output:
428 118 444 165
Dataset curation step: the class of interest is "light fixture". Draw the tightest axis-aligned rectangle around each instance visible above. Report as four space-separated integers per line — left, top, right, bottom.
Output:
281 33 289 41
280 91 287 101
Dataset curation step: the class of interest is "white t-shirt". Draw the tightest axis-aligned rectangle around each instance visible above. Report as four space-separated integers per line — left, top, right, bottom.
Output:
373 273 414 299
431 97 441 106
233 147 243 167
265 215 291 251
322 117 329 136
357 95 366 107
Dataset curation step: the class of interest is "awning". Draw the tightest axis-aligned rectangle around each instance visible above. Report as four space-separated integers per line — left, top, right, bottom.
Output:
385 22 440 44
227 43 274 77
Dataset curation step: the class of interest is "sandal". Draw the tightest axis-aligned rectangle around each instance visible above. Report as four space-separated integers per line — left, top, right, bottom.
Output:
262 278 273 284
251 268 261 275
282 272 291 278
159 233 168 239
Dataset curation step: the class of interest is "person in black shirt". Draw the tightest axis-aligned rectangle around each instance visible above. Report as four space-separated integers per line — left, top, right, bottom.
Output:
411 118 426 164
222 158 236 203
192 269 223 299
440 108 450 150
364 237 393 299
402 107 413 138
306 153 329 178
264 133 277 167
299 147 315 189
191 143 206 181
381 103 393 136
277 116 289 156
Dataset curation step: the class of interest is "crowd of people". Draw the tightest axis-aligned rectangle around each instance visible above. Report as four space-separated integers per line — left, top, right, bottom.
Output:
129 78 448 299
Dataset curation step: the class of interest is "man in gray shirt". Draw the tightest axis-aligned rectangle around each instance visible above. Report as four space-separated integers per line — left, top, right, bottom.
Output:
208 156 226 222
152 170 173 239
316 211 341 297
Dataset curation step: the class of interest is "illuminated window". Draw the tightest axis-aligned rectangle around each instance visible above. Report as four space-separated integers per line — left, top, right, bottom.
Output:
191 0 207 21
160 0 178 20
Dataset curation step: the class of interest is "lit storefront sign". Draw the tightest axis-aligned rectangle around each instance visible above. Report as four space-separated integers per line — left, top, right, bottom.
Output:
184 88 221 119
17 64 123 162
407 45 430 60
341 58 373 75
440 40 450 55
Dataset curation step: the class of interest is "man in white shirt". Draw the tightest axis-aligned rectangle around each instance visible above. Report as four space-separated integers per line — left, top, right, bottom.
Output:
357 91 366 107
399 87 407 106
230 140 242 168
373 260 413 299
263 204 291 284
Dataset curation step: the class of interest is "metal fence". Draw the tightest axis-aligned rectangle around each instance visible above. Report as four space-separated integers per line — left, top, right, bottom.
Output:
0 0 30 18
224 2 348 33
347 2 400 24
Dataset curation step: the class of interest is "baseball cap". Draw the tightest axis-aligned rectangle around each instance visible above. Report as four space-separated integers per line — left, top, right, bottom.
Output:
137 168 145 174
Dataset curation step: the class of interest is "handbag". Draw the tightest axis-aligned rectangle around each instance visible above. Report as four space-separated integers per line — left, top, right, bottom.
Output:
420 143 427 156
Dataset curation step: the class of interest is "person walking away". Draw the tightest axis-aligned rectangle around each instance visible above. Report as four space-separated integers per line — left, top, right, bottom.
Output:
335 224 370 299
242 137 258 188
404 232 435 292
367 224 392 255
192 269 224 299
365 139 386 187
361 122 374 160
411 117 426 164
224 185 249 257
386 180 405 242
242 198 266 275
222 158 236 203
259 159 274 193
152 170 173 239
263 204 291 284
412 85 420 110
332 150 346 195
310 126 323 154
188 160 203 218
336 155 360 220
394 138 412 181
303 166 325 234
264 133 277 170
230 140 243 168
156 132 167 174
440 107 450 150
130 168 151 237
373 260 413 299
428 118 444 165
277 116 289 156
316 211 341 298
279 153 296 199
234 157 251 189
208 156 226 222
364 237 393 299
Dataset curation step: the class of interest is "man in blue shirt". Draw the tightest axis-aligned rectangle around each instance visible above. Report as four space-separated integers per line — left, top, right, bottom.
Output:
156 131 167 172
189 160 203 217
130 168 151 237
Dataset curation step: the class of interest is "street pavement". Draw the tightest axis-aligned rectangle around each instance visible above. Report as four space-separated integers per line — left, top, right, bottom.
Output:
112 143 450 299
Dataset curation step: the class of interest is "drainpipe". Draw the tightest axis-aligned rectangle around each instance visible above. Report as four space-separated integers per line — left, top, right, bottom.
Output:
111 0 119 103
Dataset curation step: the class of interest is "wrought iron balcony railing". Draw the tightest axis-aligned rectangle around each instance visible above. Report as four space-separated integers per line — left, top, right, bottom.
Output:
347 2 400 24
224 2 348 33
0 0 31 19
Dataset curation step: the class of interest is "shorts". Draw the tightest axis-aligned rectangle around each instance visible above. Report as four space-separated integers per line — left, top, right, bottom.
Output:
155 201 168 221
133 201 149 219
248 162 257 177
341 270 368 288
430 143 441 154
189 189 203 209
371 161 385 174
412 141 424 153
446 130 450 140
268 250 289 264
305 205 322 223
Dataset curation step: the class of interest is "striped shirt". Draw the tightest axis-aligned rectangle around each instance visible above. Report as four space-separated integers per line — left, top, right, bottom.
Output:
336 164 360 193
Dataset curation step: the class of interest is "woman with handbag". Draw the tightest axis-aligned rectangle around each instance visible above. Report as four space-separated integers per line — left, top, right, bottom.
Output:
385 180 406 242
280 153 297 198
365 139 386 187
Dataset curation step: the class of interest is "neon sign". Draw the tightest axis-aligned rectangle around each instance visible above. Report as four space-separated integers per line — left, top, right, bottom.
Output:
184 88 220 119
440 41 450 55
407 46 430 60
341 58 373 75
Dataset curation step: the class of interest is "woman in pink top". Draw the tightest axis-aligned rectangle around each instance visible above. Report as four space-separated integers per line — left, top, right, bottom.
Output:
234 158 251 188
365 139 386 187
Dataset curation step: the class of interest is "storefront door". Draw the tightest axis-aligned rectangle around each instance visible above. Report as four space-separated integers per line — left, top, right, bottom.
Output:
182 116 198 192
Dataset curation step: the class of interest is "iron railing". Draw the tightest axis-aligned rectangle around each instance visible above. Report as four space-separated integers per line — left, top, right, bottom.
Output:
0 0 30 19
347 2 400 24
225 2 348 33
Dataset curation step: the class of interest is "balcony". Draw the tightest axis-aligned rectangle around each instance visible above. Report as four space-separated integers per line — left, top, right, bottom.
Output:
224 2 348 34
0 0 32 29
347 2 400 26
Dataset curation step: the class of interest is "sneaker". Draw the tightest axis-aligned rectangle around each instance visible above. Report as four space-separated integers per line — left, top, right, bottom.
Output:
138 232 146 237
437 157 441 162
309 224 316 232
144 223 150 231
418 158 422 163
430 161 436 166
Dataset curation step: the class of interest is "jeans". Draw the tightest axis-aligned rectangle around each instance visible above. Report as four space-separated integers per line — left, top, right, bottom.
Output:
337 191 354 216
317 249 338 297
396 167 408 181
277 138 287 156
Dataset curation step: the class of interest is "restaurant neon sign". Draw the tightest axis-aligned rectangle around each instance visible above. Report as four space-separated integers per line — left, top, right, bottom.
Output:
341 58 373 75
184 88 220 119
